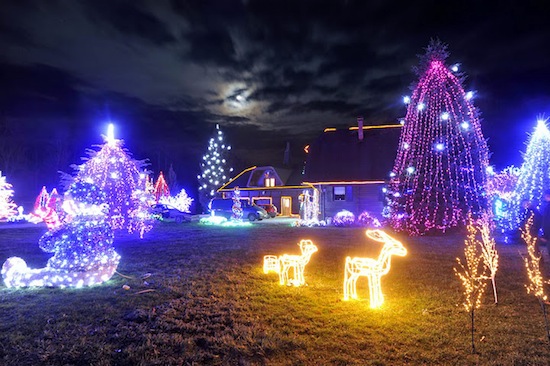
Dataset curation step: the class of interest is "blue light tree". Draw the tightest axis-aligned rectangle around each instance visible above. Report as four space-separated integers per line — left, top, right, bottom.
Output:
65 124 154 237
510 119 550 228
1 182 120 288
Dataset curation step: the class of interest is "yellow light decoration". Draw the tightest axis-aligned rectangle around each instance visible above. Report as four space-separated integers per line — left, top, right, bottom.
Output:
278 240 318 286
454 227 489 313
521 214 550 302
459 213 499 303
343 230 407 308
263 255 279 274
454 216 489 355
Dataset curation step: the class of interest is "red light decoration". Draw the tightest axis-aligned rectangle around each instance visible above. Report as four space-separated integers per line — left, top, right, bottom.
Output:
30 186 61 230
153 171 170 203
387 42 489 235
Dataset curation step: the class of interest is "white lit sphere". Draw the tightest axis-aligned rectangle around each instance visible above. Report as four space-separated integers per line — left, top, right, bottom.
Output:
2 257 28 287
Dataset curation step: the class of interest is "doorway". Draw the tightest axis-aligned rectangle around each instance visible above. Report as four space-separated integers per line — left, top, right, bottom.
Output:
281 196 292 216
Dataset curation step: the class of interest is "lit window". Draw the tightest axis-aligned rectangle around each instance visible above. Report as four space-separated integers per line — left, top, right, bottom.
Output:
334 186 346 201
265 178 275 187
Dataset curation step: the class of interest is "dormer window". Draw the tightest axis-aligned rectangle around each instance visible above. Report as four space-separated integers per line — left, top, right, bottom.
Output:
265 177 275 187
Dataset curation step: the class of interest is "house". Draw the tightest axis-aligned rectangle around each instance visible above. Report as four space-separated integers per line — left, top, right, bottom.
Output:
303 121 402 220
217 165 314 216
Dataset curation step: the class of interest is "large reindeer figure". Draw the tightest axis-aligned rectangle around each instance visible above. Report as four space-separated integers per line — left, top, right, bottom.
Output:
279 239 318 286
343 230 407 308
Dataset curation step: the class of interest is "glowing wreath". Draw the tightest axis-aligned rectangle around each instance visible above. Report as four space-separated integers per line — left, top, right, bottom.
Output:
343 230 407 308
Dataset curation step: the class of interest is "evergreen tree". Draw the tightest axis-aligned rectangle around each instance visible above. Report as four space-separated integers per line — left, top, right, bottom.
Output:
67 125 154 236
510 119 550 227
197 124 233 211
387 42 490 234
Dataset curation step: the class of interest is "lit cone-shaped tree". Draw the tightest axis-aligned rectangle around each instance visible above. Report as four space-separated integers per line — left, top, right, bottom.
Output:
509 119 550 228
387 42 490 235
68 124 154 236
0 171 17 220
153 171 170 203
197 124 233 212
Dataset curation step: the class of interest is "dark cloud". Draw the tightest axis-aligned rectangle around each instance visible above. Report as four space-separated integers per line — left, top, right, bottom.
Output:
0 0 550 197
82 1 177 45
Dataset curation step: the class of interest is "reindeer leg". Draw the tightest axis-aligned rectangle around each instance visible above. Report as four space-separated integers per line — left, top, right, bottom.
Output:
343 260 351 300
370 274 383 308
279 260 287 285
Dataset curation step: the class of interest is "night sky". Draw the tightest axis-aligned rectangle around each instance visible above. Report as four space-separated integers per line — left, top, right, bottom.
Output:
1 0 550 203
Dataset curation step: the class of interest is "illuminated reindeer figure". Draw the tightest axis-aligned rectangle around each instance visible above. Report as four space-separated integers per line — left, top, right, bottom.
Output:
279 239 318 286
343 230 407 308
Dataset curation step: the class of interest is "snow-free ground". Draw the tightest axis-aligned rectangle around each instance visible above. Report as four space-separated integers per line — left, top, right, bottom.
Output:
1 218 550 365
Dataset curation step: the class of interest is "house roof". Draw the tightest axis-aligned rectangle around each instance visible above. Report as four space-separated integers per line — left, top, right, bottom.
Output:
218 166 310 191
304 125 402 183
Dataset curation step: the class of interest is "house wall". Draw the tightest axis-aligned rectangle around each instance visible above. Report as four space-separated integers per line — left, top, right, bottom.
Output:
221 188 305 216
319 183 385 220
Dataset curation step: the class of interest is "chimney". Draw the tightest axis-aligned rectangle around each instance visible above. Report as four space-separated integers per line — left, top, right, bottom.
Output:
357 117 364 141
283 141 290 166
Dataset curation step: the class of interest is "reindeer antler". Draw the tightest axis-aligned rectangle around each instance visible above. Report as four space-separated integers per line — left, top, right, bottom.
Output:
366 229 386 242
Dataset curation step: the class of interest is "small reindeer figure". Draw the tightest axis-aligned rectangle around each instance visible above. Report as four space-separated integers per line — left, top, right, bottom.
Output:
279 240 318 286
343 230 407 308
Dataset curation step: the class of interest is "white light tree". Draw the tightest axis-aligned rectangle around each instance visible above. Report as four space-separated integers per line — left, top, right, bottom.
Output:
197 124 233 211
0 171 17 219
510 118 550 228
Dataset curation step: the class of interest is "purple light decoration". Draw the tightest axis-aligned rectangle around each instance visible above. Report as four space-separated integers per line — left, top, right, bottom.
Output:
333 210 356 227
70 126 154 237
387 43 489 235
357 211 381 228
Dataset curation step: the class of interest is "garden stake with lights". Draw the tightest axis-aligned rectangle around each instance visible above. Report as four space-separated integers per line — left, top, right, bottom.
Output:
521 214 550 342
454 218 489 354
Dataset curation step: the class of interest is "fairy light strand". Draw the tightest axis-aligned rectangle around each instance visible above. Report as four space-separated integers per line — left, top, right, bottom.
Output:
388 45 489 235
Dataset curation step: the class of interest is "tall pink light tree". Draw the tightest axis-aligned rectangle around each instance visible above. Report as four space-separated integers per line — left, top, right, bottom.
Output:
387 42 490 235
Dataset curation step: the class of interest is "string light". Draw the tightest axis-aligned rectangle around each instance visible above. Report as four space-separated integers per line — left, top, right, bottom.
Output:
1 182 120 288
29 186 61 230
263 255 279 274
454 212 489 353
387 44 489 235
333 210 356 227
72 125 154 237
198 124 233 210
278 240 318 286
510 118 550 228
467 213 499 303
343 230 407 308
486 166 520 226
521 214 549 302
297 189 321 226
0 171 17 220
231 187 243 221
159 189 194 213
153 172 170 203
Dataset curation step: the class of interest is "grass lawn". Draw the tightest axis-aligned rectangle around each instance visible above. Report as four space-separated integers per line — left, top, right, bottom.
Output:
1 219 550 365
